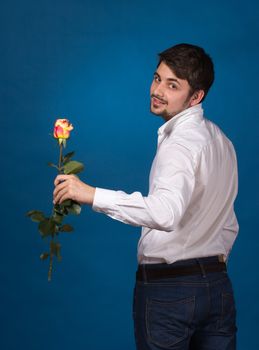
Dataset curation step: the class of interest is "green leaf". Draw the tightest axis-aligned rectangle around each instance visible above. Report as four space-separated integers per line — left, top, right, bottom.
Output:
60 199 73 207
38 219 56 237
59 224 74 232
27 210 39 216
27 210 43 217
26 210 46 222
47 162 59 170
55 200 73 216
52 212 64 225
54 202 70 216
54 200 81 217
63 160 84 175
63 151 75 164
40 252 50 260
67 202 81 215
53 204 66 216
31 213 46 222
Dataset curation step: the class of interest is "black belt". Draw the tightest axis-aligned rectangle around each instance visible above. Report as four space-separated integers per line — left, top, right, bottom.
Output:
136 257 226 281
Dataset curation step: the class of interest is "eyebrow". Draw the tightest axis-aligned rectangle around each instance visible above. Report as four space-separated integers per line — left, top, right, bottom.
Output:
154 72 181 86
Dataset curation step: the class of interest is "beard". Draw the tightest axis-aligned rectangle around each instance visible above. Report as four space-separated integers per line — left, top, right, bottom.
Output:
150 93 192 121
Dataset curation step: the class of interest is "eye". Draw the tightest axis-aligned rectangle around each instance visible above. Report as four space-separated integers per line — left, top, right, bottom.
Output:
153 74 160 82
169 83 177 89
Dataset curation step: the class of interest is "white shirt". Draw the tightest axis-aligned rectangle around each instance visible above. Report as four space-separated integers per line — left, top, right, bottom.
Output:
92 104 239 264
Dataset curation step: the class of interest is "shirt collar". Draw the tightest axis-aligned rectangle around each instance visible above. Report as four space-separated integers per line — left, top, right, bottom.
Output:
158 104 204 136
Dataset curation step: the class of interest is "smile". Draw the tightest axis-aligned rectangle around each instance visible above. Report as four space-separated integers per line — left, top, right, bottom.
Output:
151 96 167 106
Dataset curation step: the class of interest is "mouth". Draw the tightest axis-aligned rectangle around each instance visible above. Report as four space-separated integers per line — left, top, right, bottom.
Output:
151 96 167 107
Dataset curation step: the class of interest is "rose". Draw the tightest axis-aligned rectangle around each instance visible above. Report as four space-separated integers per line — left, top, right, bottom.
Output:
27 118 84 281
53 119 73 139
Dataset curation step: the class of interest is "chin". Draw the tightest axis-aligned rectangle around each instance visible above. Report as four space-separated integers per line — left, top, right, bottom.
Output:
150 106 165 116
150 109 160 116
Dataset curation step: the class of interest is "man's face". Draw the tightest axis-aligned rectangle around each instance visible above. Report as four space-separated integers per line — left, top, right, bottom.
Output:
150 61 194 121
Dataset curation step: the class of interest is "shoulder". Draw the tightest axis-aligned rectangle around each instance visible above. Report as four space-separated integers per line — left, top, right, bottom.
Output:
162 117 235 171
168 117 231 153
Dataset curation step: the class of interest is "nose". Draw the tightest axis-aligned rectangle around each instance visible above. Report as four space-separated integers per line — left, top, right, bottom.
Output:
153 82 165 98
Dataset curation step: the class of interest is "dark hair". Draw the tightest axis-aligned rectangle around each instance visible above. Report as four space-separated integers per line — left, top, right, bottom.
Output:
158 43 214 101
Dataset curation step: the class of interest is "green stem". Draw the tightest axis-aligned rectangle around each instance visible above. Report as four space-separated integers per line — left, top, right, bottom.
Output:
48 252 53 282
58 142 63 174
51 141 63 217
49 140 63 281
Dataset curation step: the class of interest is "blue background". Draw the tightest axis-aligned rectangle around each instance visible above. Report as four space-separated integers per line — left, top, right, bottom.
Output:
1 0 259 349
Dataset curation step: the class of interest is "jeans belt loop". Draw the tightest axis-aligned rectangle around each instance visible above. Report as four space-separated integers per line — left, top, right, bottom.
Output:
218 254 225 263
143 264 148 284
196 258 207 278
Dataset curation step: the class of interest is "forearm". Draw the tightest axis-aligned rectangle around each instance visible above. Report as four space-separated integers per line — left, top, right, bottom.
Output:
92 187 183 232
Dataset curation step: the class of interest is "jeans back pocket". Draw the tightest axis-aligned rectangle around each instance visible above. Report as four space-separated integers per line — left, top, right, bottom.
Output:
146 296 195 349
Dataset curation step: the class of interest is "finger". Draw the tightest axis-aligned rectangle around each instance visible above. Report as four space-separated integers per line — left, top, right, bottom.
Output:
53 187 68 204
54 174 71 186
54 174 77 186
53 180 68 197
59 193 72 205
58 187 76 204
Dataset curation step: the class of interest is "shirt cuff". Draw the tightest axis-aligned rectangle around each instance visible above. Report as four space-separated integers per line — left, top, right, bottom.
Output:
92 187 119 213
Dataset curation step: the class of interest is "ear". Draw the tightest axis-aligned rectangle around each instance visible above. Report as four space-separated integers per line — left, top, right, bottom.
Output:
189 90 205 106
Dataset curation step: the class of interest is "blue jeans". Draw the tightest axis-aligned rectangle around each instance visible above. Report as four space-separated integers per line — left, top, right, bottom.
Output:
133 257 237 350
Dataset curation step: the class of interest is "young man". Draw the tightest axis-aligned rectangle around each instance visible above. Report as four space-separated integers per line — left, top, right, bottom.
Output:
53 43 239 349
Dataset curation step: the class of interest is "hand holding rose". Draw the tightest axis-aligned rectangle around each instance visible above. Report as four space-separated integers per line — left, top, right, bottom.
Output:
53 175 96 206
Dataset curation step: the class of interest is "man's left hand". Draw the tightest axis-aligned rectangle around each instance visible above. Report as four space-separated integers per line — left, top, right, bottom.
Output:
53 174 96 206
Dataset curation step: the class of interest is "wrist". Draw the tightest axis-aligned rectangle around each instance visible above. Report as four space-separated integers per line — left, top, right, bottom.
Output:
89 186 96 205
84 185 96 206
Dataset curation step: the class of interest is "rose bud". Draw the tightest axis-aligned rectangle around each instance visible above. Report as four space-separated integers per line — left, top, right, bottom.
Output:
53 119 74 140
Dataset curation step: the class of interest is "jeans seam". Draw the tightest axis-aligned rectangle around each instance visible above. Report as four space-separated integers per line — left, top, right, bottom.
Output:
218 292 236 333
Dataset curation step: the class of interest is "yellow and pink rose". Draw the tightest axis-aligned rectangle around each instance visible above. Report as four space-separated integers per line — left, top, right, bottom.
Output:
53 119 74 140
